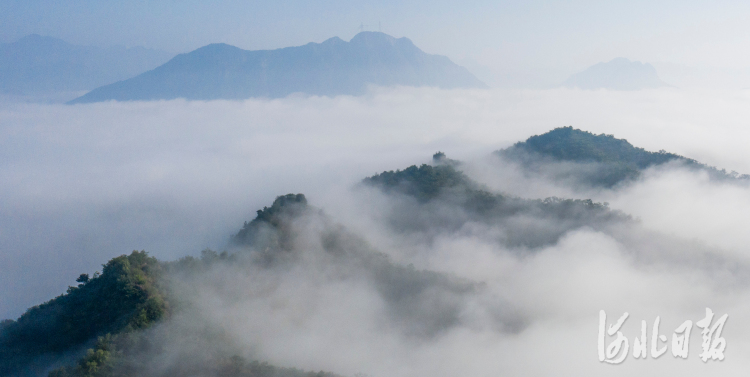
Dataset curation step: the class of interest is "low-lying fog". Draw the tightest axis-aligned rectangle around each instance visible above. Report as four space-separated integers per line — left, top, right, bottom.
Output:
3 86 750 376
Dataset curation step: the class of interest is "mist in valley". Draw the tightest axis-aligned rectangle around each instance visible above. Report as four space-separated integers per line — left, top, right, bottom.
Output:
2 86 750 376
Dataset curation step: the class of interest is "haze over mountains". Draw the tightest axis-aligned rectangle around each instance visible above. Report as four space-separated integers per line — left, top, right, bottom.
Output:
4 2 750 375
562 57 670 90
69 32 486 103
2 126 747 376
0 35 173 97
0 34 686 101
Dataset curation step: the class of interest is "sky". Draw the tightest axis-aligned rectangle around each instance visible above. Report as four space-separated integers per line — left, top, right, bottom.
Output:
3 0 750 88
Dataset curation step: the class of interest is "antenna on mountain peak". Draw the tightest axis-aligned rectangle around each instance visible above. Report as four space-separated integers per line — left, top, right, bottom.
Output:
379 21 381 32
359 22 364 33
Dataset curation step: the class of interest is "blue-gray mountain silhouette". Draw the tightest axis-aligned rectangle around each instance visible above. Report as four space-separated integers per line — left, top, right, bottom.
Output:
0 34 173 95
69 32 486 103
563 57 669 90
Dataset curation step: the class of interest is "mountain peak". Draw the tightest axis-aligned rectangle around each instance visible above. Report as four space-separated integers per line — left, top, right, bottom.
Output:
350 31 397 44
563 57 669 90
608 57 633 64
349 32 418 51
497 126 745 187
320 36 346 45
187 42 244 56
13 34 69 47
69 33 485 103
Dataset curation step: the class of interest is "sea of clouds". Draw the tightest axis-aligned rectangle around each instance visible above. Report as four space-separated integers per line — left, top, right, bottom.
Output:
2 86 750 376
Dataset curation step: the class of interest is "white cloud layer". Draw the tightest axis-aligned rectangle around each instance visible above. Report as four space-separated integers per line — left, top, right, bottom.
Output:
3 86 750 376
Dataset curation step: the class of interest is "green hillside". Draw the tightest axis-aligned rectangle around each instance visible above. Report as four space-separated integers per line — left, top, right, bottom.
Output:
0 251 166 377
496 126 748 187
4 137 706 376
363 154 628 248
1 191 476 376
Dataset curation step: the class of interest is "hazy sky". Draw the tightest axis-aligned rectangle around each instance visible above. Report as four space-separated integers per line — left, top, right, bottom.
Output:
3 0 750 87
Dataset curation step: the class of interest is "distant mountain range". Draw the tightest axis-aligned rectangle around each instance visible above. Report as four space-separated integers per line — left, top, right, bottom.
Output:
69 32 486 104
562 57 670 90
0 34 173 95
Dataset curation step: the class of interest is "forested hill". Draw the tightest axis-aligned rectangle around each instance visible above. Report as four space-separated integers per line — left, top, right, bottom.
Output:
68 32 486 103
231 193 309 249
0 197 338 377
2 140 727 376
0 190 476 377
0 252 166 377
362 153 472 202
496 126 749 187
363 153 628 248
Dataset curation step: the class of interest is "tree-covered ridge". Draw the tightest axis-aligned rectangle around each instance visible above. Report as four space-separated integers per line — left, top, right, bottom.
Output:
98 355 340 377
48 333 342 377
362 158 473 202
497 126 749 187
0 147 648 376
0 251 167 377
40 246 348 377
363 154 628 248
1 191 481 376
0 246 344 377
223 191 481 337
231 194 309 249
506 126 681 166
362 159 615 219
